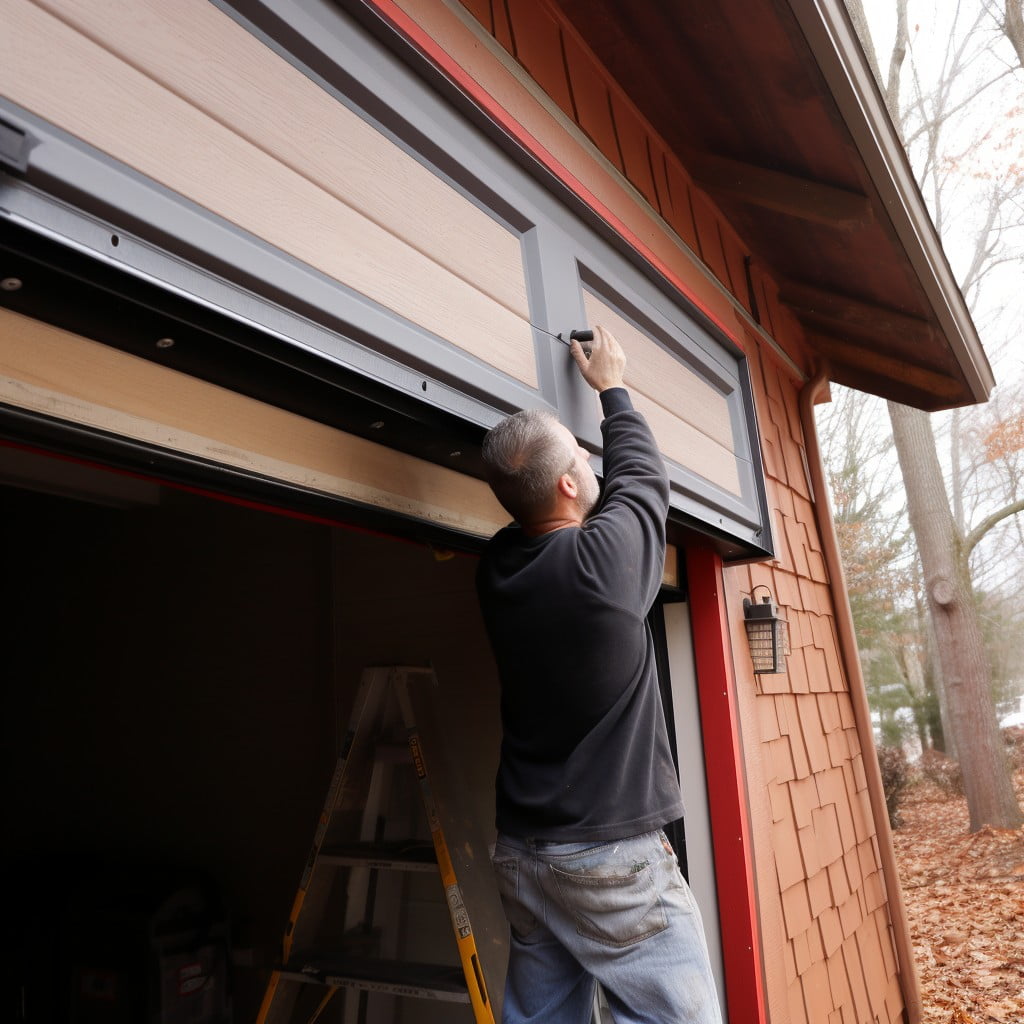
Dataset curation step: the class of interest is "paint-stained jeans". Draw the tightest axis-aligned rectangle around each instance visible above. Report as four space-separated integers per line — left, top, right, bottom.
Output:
492 830 722 1024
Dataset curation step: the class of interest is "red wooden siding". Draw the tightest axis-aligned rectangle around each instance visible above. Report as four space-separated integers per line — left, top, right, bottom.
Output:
728 342 906 1024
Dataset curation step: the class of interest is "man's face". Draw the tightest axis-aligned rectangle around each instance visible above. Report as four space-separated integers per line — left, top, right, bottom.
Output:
553 422 600 520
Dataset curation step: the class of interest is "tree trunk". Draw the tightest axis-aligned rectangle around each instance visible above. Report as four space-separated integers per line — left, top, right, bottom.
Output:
925 604 954 757
1004 0 1024 67
888 401 1023 830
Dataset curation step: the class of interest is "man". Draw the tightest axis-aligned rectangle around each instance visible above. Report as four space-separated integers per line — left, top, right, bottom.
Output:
476 326 722 1024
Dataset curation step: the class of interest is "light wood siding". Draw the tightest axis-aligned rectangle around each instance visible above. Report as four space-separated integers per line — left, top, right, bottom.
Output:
0 308 510 537
582 291 741 496
0 0 536 387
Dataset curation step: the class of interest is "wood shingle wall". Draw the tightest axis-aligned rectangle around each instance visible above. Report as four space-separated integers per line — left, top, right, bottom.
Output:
733 342 905 1024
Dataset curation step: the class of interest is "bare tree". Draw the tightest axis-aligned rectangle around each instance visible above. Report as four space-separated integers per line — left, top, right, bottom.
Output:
888 403 1022 829
843 0 1024 828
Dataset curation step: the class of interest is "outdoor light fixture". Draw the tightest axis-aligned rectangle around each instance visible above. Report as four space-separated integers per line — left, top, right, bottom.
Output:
743 589 790 674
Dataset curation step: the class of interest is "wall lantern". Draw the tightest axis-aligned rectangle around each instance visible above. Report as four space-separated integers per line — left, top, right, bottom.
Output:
743 589 790 674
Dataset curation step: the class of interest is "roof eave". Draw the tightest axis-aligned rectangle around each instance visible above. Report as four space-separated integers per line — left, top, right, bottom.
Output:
786 0 996 404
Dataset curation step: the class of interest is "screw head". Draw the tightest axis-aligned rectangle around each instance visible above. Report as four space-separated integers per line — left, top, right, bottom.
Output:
1 277 23 292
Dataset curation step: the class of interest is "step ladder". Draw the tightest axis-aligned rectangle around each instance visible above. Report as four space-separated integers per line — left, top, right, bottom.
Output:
257 666 496 1024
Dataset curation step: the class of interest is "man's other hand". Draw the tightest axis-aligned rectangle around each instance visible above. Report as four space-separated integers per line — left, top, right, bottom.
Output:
570 325 626 393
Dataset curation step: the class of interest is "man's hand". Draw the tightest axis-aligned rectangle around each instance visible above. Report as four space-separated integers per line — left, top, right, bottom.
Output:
569 325 626 393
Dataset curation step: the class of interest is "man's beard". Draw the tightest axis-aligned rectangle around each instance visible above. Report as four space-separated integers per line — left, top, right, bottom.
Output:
574 465 601 521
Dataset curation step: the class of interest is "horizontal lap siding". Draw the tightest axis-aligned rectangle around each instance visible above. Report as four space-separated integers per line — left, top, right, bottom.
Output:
0 308 509 536
581 291 741 496
0 0 536 387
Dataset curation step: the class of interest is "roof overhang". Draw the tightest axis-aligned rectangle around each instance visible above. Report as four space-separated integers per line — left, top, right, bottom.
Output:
553 0 995 410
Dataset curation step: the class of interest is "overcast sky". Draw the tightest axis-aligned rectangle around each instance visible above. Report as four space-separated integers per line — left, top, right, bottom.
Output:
857 0 1024 391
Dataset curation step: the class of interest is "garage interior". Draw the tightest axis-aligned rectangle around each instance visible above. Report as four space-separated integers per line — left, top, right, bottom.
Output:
2 444 506 1022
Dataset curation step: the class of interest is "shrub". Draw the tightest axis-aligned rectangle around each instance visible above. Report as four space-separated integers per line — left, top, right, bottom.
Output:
1003 725 1024 772
920 748 963 796
877 746 910 828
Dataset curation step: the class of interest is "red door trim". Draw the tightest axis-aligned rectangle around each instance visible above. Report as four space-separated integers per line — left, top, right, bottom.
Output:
686 545 767 1023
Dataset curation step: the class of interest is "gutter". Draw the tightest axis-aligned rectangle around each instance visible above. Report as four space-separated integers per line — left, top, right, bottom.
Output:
798 370 922 1024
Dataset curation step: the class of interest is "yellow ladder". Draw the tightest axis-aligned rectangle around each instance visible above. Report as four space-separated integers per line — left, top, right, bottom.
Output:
257 666 496 1024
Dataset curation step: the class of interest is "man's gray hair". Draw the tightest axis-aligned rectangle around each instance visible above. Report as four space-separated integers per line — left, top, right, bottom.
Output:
482 409 573 524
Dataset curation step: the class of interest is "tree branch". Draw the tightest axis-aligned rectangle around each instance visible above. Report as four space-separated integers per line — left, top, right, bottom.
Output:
965 497 1024 556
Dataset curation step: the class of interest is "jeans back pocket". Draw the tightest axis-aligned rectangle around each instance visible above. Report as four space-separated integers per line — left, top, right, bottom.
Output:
548 859 670 948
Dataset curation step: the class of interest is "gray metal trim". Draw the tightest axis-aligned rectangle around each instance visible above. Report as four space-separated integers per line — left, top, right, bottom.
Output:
0 104 539 430
0 116 30 172
574 259 771 551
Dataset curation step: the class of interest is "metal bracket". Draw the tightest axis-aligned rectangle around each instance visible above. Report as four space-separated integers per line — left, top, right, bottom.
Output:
0 119 30 173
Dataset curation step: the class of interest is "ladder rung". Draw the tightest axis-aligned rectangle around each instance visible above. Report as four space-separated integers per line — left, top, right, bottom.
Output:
319 839 438 871
281 955 470 1002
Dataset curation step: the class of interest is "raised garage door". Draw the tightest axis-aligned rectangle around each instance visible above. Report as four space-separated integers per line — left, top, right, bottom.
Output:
0 0 770 557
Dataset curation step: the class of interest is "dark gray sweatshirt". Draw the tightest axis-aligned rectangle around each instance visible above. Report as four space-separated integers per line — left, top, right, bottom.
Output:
476 389 684 841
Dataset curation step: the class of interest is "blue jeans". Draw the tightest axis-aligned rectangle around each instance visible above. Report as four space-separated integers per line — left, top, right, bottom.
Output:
492 830 722 1024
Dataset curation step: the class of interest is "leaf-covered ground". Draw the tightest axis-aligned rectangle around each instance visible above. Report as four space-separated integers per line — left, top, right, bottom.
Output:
893 770 1024 1023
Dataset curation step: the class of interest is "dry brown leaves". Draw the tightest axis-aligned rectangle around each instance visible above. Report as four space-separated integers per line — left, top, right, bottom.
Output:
893 770 1024 1024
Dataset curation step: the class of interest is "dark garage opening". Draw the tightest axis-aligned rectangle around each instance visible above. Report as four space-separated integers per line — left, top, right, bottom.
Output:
2 445 503 1023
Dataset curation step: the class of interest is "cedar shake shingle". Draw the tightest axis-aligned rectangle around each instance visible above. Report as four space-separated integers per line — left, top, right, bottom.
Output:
874 912 898 977
856 926 890 1019
787 979 808 1024
801 959 833 1023
817 690 843 732
608 91 659 206
504 0 575 117
787 647 811 695
781 880 813 938
689 190 732 286
838 891 863 938
788 774 818 829
773 818 807 891
828 859 852 906
757 697 783 742
796 696 831 773
807 867 832 917
819 906 844 957
811 804 844 864
806 546 829 583
797 825 823 877
768 735 797 783
772 568 802 612
663 161 700 252
827 728 850 767
843 848 863 891
792 927 812 975
768 780 791 823
562 36 619 161
807 645 833 694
